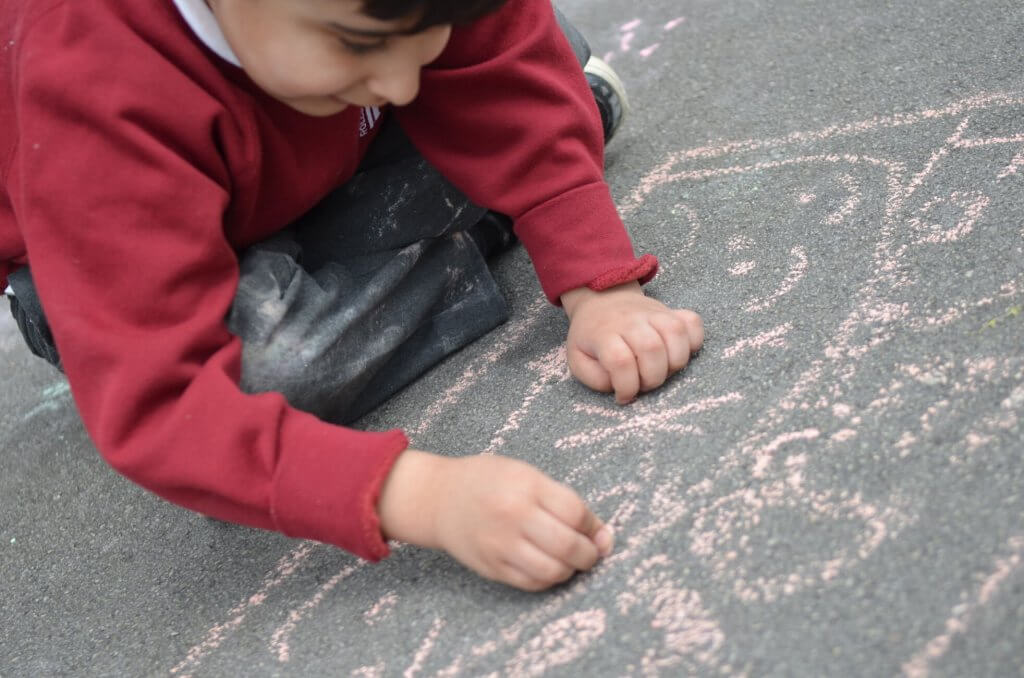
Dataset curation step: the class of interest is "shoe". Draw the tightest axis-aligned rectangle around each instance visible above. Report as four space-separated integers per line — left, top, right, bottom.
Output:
584 56 631 143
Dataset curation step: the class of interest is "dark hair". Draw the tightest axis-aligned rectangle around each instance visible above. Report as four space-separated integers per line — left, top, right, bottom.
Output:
361 0 511 31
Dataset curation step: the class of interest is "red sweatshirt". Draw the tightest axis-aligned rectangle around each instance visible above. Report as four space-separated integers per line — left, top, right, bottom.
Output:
0 0 656 560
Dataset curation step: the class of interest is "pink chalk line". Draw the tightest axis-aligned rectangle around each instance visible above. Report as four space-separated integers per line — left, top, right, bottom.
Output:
363 590 398 625
639 43 661 59
351 661 385 677
904 276 1021 331
909 191 990 245
722 324 793 359
997 148 1024 179
728 260 756 276
483 345 569 454
664 17 686 31
689 481 914 603
655 202 704 270
410 298 546 436
269 561 365 662
642 589 724 672
750 428 820 478
554 392 742 449
954 133 1024 149
903 116 971 201
618 555 673 614
957 358 1024 459
727 234 755 252
713 151 895 461
744 246 808 313
621 91 1024 215
170 541 316 675
403 616 445 678
902 536 1024 678
505 609 606 678
824 173 862 225
619 557 726 671
620 30 636 53
626 154 904 226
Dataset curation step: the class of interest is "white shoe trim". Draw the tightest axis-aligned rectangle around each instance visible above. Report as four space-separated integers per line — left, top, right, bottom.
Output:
583 56 632 119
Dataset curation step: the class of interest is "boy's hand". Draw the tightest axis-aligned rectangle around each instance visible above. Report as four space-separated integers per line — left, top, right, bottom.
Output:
378 450 613 591
561 282 703 404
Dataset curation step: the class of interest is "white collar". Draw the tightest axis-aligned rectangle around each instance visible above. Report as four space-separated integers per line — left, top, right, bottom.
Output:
170 0 241 67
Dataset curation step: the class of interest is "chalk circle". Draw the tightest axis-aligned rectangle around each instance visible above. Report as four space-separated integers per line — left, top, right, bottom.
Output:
688 479 911 604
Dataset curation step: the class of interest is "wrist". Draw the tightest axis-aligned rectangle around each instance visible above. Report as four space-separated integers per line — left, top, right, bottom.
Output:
377 449 449 549
560 280 643 319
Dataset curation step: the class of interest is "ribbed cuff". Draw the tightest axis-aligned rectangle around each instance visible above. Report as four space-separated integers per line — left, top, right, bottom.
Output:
516 182 658 304
586 253 659 292
271 410 409 562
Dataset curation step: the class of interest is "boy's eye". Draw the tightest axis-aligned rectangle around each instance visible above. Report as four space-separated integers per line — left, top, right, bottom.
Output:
338 37 388 54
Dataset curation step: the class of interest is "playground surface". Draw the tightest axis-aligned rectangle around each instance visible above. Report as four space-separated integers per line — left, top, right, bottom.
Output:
2 0 1023 675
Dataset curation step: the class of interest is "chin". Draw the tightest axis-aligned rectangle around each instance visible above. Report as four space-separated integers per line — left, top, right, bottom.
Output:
283 97 349 117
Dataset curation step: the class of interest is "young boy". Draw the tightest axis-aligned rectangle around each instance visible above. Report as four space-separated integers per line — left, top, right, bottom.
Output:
0 0 703 591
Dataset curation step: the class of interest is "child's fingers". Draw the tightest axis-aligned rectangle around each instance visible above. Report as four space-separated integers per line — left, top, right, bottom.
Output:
595 335 641 404
567 347 613 392
505 542 575 589
675 309 704 352
523 508 601 572
538 481 613 557
497 560 553 592
623 325 669 392
648 312 693 373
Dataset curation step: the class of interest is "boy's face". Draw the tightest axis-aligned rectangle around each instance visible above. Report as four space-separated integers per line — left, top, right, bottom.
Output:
206 0 452 116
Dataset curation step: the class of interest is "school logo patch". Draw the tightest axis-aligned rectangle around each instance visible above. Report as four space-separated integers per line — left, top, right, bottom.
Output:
359 106 381 137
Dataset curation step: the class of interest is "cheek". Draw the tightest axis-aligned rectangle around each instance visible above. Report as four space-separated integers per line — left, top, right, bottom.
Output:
256 43 363 98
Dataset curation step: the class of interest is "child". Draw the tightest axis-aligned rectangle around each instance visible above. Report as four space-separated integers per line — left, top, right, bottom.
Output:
0 0 703 591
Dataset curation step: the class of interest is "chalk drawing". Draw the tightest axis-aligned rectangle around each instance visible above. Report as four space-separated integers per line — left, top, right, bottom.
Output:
21 380 71 422
505 610 605 678
901 536 1024 677
165 87 1024 676
171 542 316 675
618 556 727 675
602 16 685 64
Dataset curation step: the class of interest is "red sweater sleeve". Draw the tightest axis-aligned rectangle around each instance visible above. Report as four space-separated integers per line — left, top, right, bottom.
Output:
10 4 404 561
395 0 657 304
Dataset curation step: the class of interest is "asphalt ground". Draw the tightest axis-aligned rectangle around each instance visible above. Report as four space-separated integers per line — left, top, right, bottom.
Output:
2 0 1023 675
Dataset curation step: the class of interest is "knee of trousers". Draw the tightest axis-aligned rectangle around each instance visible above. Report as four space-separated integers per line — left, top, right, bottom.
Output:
226 246 420 418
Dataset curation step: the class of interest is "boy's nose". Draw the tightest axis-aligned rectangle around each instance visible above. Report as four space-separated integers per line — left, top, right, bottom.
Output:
366 68 421 107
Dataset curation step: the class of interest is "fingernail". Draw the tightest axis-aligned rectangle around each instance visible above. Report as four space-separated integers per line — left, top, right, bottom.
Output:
595 526 614 556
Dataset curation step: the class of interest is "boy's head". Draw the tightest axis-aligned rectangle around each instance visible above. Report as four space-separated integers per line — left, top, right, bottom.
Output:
207 0 509 117
360 0 509 31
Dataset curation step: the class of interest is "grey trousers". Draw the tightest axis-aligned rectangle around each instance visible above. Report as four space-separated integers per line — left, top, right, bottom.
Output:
227 119 510 424
7 7 593 424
